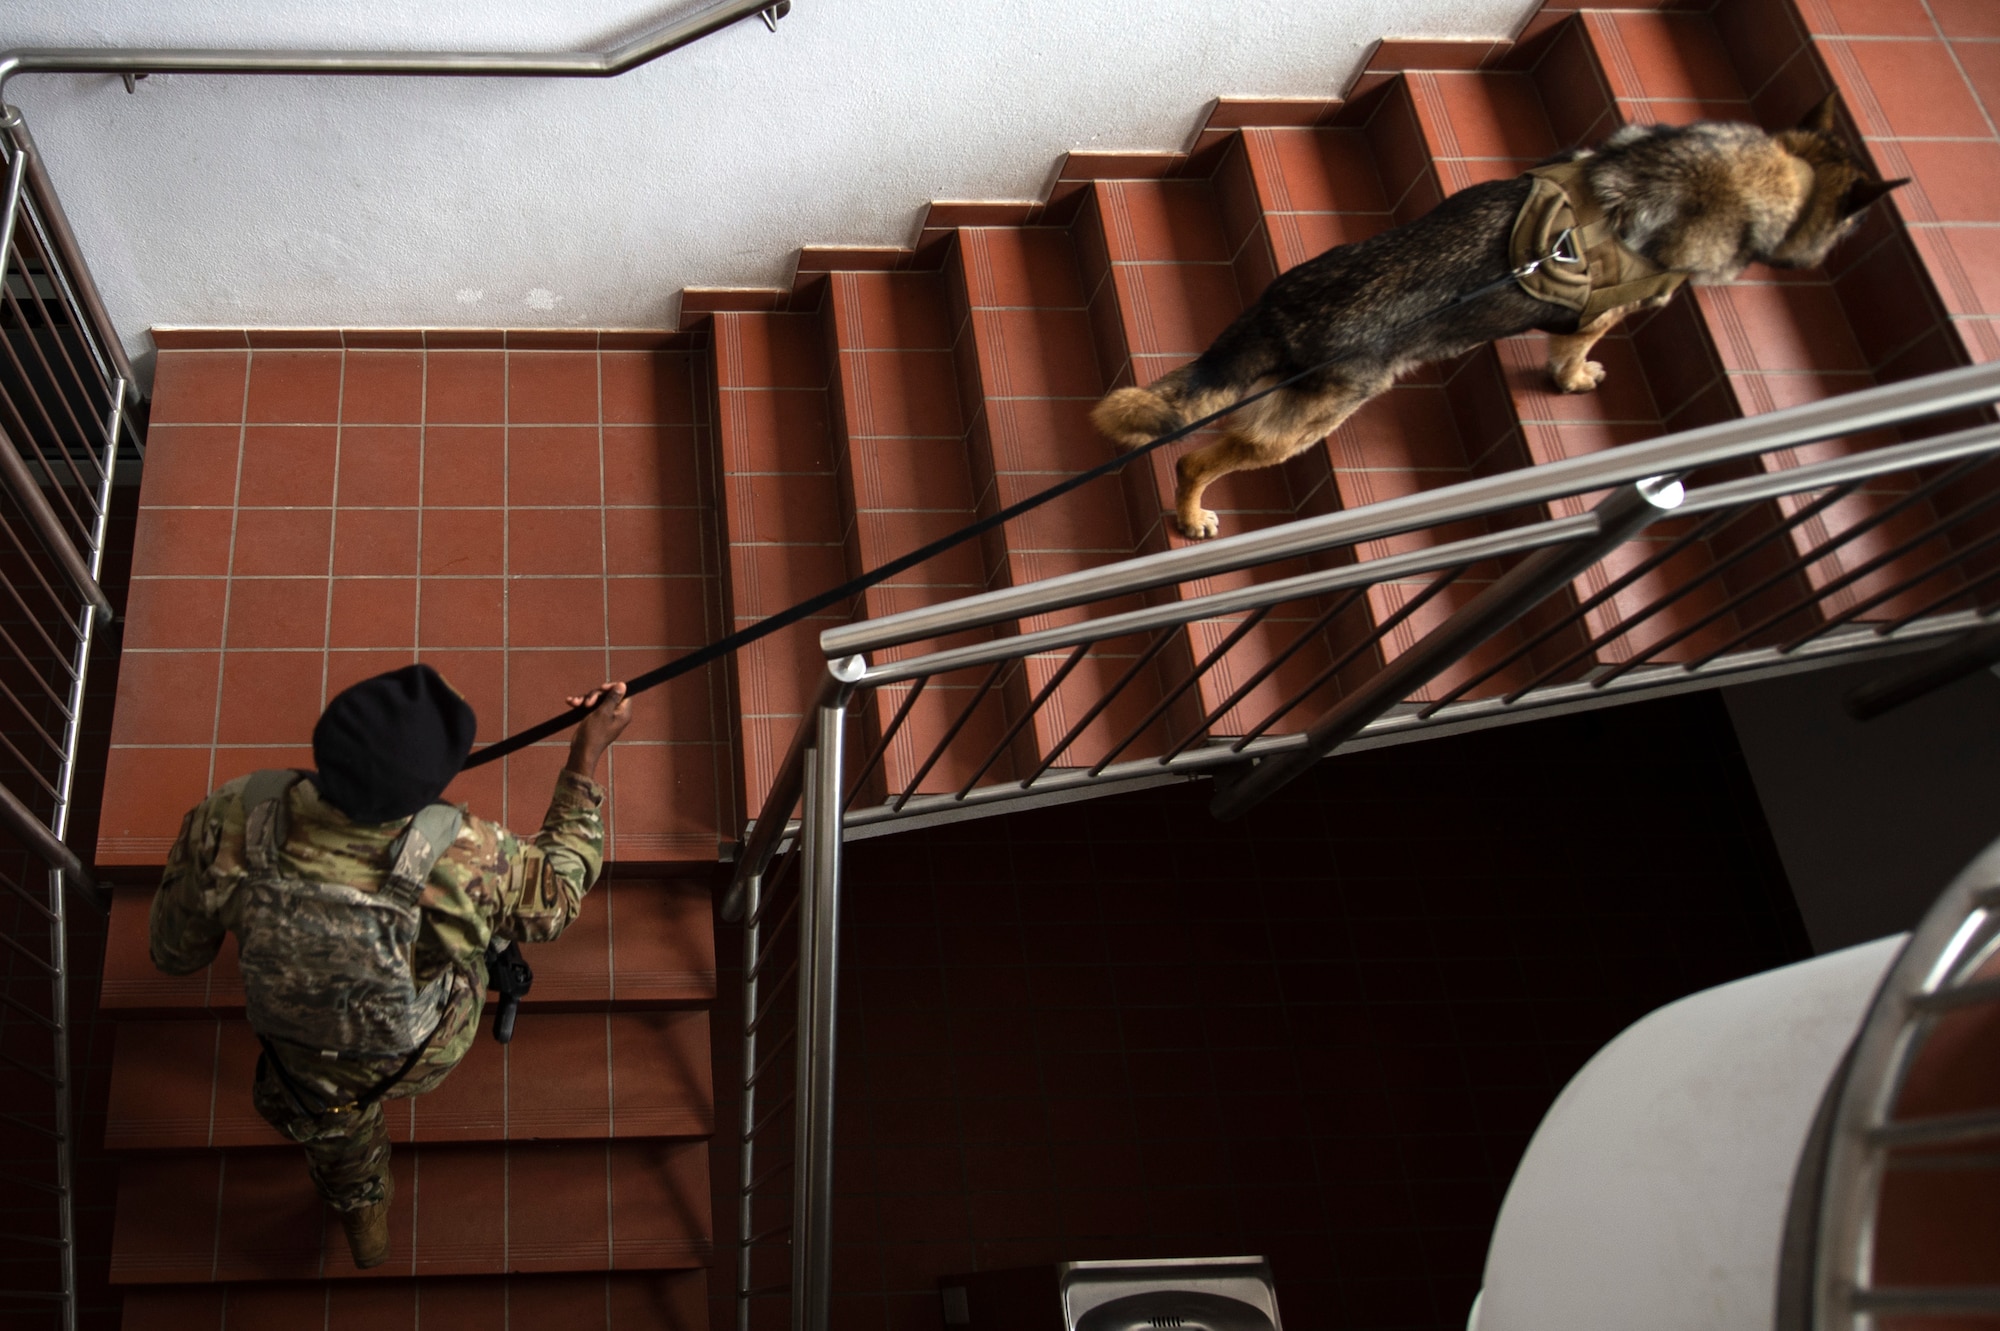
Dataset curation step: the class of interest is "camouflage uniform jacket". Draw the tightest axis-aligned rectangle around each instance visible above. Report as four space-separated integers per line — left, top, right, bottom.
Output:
150 769 605 1084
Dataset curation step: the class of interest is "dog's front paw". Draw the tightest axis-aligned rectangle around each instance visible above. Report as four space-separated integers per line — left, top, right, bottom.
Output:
1552 359 1607 394
1176 507 1220 540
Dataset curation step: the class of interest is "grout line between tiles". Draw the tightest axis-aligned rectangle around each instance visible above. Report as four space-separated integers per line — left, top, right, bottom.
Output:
595 349 616 853
414 347 428 667
205 1018 220 1148
209 1153 226 1281
206 359 251 792
502 350 512 827
410 1144 421 1277
321 351 347 704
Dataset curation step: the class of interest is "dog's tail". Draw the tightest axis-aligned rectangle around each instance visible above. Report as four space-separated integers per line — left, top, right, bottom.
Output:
1091 368 1195 452
1090 332 1281 451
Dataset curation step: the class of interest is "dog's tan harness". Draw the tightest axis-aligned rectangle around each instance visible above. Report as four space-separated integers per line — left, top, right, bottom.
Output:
1510 158 1687 326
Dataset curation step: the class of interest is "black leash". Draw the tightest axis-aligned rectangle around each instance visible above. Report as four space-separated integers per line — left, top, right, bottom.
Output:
462 354 1348 767
462 230 1584 770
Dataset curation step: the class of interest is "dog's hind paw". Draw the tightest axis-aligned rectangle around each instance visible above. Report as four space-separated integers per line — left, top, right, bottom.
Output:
1552 359 1607 394
1176 507 1220 540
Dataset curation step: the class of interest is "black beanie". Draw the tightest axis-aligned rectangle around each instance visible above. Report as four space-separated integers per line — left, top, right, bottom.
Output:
312 664 477 824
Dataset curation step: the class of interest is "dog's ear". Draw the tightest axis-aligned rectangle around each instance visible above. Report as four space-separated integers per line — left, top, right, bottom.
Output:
1840 176 1910 217
1798 93 1842 134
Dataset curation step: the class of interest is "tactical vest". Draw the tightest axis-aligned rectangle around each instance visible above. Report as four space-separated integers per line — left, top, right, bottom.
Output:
1510 158 1688 326
235 770 464 1058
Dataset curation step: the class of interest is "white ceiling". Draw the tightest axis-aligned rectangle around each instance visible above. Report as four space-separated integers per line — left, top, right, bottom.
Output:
6 0 1537 369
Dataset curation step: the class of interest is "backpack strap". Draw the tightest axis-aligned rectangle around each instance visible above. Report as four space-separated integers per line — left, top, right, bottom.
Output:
240 769 304 872
380 803 465 908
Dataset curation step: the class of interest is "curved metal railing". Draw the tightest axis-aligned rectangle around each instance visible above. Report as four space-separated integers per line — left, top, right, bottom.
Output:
1812 834 2000 1325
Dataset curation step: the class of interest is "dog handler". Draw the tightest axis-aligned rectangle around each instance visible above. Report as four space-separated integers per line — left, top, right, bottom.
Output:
147 664 633 1268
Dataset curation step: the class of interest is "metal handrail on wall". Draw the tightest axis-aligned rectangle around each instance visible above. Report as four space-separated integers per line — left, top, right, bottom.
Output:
725 358 2000 1331
0 0 790 98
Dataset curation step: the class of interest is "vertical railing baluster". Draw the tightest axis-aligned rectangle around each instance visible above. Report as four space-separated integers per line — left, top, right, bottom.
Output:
736 868 762 1331
790 663 857 1331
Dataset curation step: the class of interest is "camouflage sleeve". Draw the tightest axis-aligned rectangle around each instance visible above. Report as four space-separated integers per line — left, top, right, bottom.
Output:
148 792 231 975
491 769 606 944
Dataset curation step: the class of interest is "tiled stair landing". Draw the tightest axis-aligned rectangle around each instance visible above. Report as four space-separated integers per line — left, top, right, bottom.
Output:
99 338 731 1322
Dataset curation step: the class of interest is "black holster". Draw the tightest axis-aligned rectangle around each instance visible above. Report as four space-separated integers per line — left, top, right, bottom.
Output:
485 938 533 1044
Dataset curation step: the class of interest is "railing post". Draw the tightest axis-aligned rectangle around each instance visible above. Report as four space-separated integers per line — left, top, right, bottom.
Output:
790 657 861 1331
1211 477 1686 820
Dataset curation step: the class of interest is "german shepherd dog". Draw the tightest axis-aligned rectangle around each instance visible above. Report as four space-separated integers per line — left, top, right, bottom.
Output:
1091 98 1906 539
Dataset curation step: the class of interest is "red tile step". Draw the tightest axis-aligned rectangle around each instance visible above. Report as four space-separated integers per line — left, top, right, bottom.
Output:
122 1271 708 1331
99 876 718 1015
1569 9 1966 640
104 1010 712 1150
1731 0 2000 628
821 268 1007 801
709 308 856 816
1751 0 2000 369
110 1140 710 1283
937 223 1186 774
1072 168 1380 735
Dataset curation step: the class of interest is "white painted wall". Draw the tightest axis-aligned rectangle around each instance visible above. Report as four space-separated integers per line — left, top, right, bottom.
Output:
6 0 1533 373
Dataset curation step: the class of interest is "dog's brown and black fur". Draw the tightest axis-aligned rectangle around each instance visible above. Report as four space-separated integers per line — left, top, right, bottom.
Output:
1091 97 1905 539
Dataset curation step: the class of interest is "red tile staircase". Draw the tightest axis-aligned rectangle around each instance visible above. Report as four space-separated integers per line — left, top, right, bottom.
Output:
85 0 2000 1325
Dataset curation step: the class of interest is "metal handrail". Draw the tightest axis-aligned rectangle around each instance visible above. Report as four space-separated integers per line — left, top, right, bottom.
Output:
0 0 790 100
1812 842 2000 1327
1212 477 1686 818
822 359 2000 659
859 422 2000 690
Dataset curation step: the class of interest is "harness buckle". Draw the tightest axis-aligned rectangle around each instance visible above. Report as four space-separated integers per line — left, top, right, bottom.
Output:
1512 227 1583 280
1549 225 1584 267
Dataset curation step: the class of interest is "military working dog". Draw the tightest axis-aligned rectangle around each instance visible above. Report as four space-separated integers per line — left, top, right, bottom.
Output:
1090 98 1905 540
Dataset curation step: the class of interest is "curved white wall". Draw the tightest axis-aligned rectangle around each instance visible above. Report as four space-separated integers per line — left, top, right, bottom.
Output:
1475 936 1905 1331
7 0 1534 371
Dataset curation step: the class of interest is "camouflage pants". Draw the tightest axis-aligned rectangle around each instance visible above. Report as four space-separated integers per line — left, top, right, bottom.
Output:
251 981 478 1213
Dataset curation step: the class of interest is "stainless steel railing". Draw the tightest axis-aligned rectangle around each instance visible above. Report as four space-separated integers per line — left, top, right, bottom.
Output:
730 659 862 1331
0 122 129 1331
0 0 790 100
1808 834 2000 1325
724 357 2000 1331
